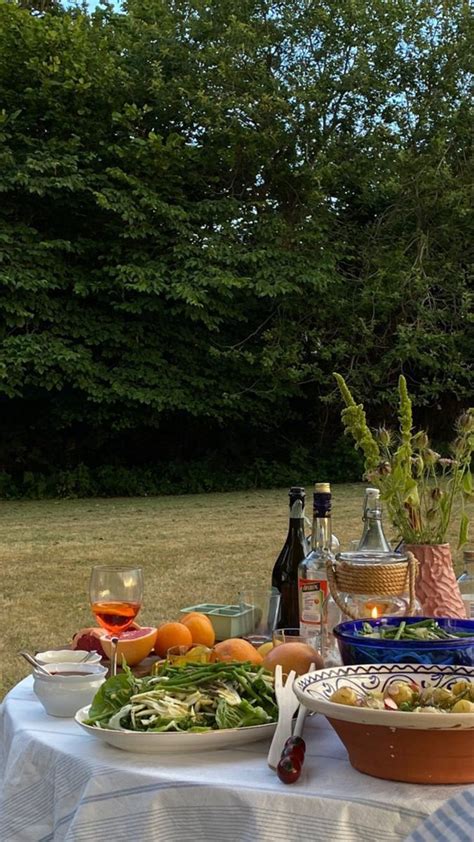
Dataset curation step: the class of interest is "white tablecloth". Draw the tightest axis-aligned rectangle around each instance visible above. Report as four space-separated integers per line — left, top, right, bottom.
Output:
1 677 472 842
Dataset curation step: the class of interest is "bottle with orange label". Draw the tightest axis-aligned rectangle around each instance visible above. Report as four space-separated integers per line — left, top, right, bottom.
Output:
298 483 335 648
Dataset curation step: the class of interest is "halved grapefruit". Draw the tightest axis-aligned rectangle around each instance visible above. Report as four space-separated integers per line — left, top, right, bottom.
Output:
100 626 157 666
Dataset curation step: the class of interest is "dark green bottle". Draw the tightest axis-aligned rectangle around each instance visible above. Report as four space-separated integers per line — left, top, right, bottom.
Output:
271 487 307 628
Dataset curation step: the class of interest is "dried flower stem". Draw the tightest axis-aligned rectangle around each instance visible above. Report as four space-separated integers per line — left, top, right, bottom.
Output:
334 372 473 547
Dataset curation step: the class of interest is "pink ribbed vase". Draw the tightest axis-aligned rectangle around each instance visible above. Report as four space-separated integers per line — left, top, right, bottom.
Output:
406 543 467 619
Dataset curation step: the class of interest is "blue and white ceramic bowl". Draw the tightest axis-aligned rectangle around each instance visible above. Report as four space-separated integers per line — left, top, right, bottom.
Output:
293 664 474 783
294 663 474 729
333 616 474 666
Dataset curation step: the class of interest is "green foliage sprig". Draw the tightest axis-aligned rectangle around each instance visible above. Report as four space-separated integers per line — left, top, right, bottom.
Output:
334 373 474 547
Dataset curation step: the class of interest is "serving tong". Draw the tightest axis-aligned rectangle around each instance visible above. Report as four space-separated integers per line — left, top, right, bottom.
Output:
267 662 315 770
267 665 299 769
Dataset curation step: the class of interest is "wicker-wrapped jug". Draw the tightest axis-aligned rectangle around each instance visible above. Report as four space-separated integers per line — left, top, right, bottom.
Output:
326 551 419 620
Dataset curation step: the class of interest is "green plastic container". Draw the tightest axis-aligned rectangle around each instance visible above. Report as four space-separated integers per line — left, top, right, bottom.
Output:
179 603 253 641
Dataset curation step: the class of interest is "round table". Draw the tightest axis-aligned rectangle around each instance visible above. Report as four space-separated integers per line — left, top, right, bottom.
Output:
1 677 473 842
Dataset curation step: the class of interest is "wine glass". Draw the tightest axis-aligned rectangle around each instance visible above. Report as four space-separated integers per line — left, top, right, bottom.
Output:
89 565 143 677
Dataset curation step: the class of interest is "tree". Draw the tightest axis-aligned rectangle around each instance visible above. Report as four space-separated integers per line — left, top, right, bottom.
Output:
0 0 471 476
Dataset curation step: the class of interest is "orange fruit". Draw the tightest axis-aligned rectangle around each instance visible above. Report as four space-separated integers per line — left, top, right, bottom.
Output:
181 612 216 647
212 638 263 665
262 642 323 676
100 626 157 667
154 622 193 657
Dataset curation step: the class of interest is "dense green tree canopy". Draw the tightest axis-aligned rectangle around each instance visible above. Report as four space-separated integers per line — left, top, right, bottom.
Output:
0 0 472 484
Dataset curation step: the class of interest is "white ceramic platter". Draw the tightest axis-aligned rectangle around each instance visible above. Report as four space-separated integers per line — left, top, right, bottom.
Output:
294 663 474 730
75 705 277 752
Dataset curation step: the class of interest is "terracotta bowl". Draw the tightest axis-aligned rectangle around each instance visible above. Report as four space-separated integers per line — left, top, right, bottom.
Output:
294 664 474 784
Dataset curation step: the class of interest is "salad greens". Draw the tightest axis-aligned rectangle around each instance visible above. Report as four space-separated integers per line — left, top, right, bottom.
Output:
85 661 277 732
358 618 474 641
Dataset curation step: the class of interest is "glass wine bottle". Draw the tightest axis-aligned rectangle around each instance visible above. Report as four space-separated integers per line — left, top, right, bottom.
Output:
298 483 335 649
272 486 307 628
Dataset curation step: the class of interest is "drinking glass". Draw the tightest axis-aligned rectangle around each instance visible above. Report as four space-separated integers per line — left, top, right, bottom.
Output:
89 565 143 677
239 588 281 646
273 626 321 650
166 645 212 666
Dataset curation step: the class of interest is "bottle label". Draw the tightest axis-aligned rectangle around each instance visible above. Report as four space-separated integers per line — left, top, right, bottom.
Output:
290 499 304 519
299 578 328 625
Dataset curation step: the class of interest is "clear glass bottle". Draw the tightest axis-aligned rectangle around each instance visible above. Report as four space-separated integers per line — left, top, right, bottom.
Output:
271 487 307 628
357 487 392 553
298 483 335 649
458 549 474 619
303 517 340 555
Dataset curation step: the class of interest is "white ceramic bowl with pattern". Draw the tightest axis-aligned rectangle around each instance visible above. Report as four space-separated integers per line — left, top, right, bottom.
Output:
293 663 474 784
294 663 474 729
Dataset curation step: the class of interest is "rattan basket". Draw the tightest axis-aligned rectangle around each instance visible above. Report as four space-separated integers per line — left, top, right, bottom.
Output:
326 551 418 619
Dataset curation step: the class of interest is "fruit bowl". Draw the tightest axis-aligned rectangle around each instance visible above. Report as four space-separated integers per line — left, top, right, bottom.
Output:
294 663 474 784
333 616 474 666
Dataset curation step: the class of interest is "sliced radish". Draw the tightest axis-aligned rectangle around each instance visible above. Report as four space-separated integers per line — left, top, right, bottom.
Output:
384 697 398 710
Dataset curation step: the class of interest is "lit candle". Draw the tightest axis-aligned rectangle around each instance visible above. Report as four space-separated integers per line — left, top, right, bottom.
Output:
348 596 408 619
364 599 390 616
363 599 393 617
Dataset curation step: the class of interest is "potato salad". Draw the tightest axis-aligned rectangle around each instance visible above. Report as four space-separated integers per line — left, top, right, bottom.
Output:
330 679 474 713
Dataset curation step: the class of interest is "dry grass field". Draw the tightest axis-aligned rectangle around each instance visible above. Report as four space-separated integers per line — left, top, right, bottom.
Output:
0 483 468 698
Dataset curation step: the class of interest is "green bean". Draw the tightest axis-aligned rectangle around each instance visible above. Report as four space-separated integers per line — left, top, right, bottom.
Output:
394 621 406 640
359 618 473 641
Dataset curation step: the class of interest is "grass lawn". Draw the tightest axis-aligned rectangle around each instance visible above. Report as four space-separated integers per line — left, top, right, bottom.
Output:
0 482 467 698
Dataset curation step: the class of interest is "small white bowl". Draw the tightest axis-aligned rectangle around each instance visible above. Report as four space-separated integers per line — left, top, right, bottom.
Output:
35 649 102 665
33 662 107 717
